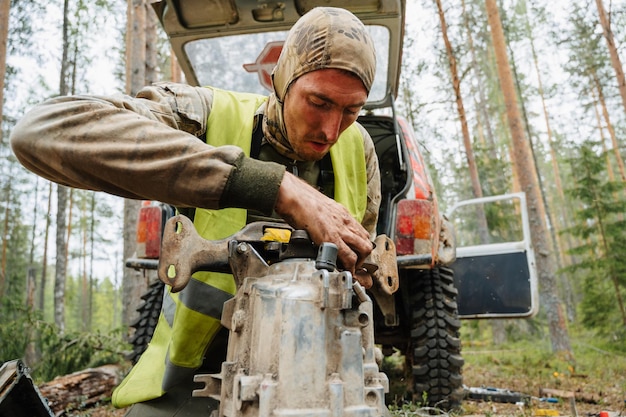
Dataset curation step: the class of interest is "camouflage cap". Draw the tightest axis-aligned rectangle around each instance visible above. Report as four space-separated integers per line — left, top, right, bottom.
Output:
272 7 376 100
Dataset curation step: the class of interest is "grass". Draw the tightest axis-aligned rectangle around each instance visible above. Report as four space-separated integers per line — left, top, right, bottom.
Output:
388 321 626 417
68 321 626 416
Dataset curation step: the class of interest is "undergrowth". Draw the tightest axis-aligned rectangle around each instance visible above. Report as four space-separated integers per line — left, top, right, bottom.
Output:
0 307 130 382
387 321 626 416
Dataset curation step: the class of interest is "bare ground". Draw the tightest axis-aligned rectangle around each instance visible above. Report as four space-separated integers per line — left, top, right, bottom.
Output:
453 341 625 417
59 342 626 417
63 366 625 417
460 360 624 417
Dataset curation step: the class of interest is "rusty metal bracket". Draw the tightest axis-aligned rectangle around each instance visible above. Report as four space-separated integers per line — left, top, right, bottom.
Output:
363 235 399 295
158 216 289 292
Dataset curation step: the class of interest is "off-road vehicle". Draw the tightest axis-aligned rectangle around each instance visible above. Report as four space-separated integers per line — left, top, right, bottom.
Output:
128 0 539 411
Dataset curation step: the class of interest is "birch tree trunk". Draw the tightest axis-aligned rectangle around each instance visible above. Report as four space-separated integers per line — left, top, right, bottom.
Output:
54 0 72 332
485 0 572 356
55 185 68 332
65 188 74 274
39 183 52 312
25 180 39 364
81 195 88 331
27 180 39 301
88 193 95 330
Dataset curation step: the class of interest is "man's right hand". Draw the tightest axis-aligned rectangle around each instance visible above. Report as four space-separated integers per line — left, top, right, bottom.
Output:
274 172 373 273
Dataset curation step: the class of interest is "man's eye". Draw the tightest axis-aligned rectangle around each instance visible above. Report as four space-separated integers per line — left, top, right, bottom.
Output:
310 99 327 109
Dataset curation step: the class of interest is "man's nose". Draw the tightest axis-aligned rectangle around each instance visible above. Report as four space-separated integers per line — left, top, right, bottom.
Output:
321 111 342 144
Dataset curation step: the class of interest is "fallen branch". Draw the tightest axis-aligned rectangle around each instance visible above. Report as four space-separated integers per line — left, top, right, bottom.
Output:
38 364 123 415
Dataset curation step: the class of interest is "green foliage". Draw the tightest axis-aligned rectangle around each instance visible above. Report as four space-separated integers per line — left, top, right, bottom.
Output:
0 304 36 362
474 141 511 197
462 322 626 381
0 196 32 316
64 273 123 334
32 325 129 382
0 305 130 383
579 275 623 333
91 276 123 332
561 140 626 339
451 197 524 247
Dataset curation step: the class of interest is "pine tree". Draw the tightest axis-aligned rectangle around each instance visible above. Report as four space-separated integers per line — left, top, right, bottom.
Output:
562 140 626 332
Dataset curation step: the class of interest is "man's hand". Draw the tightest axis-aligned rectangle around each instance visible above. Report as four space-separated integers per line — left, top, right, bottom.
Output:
275 172 373 273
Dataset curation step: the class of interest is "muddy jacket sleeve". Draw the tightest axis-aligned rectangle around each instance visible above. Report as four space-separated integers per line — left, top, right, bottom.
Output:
9 83 286 215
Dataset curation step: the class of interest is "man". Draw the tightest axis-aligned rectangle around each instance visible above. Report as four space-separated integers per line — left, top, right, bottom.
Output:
11 6 381 415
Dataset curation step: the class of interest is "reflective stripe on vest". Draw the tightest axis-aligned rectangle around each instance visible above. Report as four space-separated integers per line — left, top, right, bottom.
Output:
112 87 367 408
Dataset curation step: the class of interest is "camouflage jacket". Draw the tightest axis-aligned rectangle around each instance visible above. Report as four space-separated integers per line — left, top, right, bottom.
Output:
10 82 380 237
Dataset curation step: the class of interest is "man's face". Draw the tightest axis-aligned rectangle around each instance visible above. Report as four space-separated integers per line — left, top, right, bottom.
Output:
282 68 368 161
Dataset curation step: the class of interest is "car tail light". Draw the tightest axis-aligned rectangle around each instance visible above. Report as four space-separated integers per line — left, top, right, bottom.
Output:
136 201 163 259
395 199 434 255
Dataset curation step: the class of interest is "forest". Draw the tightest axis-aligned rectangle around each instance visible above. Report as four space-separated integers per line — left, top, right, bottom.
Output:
0 0 625 414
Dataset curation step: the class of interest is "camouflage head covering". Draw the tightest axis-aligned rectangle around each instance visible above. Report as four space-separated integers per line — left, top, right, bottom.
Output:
263 7 376 161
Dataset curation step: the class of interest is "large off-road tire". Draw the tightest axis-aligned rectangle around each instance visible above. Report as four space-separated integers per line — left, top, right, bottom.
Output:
403 266 464 410
129 280 164 364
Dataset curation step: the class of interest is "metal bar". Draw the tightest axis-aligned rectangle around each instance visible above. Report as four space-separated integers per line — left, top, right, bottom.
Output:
396 254 432 268
125 258 159 270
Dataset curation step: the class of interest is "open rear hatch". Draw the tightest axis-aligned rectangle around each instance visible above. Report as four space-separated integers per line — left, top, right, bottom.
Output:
152 0 405 109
